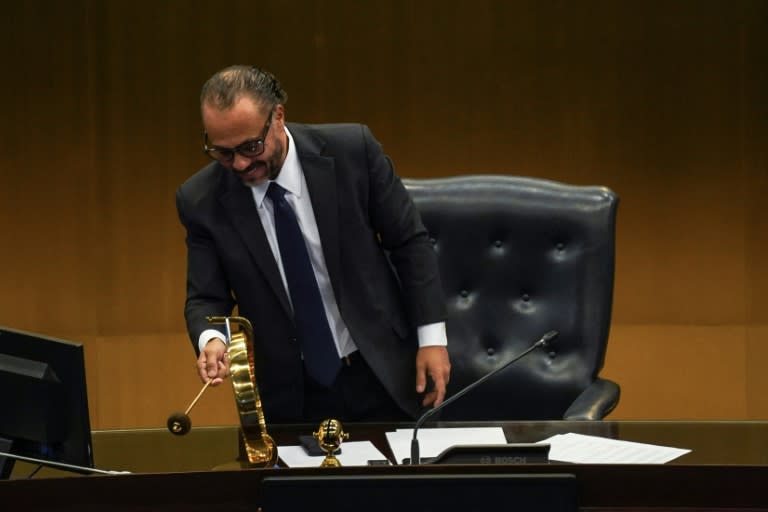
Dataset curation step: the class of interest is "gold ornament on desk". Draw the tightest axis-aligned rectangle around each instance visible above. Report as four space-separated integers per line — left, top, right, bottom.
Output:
165 316 277 469
208 316 278 467
313 419 349 467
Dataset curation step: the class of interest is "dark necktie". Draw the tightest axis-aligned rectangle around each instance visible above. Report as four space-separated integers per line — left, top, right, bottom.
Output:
266 182 341 387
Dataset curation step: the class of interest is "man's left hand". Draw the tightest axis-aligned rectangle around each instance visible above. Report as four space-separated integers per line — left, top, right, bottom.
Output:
415 346 451 408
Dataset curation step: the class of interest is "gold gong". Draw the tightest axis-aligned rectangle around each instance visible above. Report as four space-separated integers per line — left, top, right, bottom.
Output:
207 316 278 467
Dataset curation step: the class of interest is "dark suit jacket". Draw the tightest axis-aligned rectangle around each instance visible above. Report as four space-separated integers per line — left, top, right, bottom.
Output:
176 122 446 421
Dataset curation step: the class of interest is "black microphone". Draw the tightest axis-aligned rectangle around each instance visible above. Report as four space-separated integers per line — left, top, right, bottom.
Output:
409 330 558 465
0 450 131 476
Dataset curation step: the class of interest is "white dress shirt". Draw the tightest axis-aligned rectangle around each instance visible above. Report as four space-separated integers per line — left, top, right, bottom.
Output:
198 127 447 354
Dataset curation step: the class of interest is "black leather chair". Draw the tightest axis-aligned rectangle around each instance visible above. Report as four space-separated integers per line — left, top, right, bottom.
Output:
404 175 620 421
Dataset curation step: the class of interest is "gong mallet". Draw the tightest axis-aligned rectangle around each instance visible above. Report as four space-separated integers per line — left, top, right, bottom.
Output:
166 379 212 436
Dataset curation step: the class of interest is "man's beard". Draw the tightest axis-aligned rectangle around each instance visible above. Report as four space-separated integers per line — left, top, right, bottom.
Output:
235 137 285 185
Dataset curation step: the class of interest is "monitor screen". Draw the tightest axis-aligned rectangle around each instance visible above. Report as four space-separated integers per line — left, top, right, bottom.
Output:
259 473 578 512
0 326 93 478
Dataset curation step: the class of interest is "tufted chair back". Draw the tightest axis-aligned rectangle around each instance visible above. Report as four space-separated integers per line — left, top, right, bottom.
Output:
404 175 620 421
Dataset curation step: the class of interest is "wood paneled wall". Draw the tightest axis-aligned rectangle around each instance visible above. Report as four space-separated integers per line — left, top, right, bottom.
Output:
1 1 766 428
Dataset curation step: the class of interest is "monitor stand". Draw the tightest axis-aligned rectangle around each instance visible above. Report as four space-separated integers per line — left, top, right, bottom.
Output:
0 437 14 479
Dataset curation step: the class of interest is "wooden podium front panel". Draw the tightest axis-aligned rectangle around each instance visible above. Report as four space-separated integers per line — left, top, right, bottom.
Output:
2 463 768 512
3 422 768 511
92 426 241 474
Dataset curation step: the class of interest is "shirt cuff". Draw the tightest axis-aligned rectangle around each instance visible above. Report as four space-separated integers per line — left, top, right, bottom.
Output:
197 328 227 353
417 322 448 348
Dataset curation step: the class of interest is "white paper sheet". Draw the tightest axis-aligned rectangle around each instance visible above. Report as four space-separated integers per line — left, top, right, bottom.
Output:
538 432 691 464
386 427 507 465
278 440 390 468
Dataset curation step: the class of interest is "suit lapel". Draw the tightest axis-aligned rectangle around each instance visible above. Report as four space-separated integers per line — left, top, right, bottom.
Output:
291 125 343 305
218 171 292 316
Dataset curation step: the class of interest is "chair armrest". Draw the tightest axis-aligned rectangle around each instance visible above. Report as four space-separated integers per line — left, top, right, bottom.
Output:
562 378 621 420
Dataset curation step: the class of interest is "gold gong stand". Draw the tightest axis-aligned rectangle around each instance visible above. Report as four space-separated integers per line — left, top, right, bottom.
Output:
207 316 278 467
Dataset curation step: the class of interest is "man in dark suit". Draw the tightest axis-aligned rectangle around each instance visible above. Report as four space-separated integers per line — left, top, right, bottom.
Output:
176 65 451 422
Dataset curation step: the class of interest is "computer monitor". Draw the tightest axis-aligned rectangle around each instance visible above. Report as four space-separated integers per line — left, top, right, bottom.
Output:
259 473 578 512
0 326 93 478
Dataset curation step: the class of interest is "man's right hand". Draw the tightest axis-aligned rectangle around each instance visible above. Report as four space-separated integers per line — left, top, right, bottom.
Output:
197 338 229 385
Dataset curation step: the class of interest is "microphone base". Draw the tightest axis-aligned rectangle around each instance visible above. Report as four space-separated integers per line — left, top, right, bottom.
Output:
402 443 550 465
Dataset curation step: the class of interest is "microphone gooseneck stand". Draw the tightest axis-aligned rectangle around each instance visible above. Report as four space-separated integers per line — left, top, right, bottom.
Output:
0 450 130 478
410 330 559 465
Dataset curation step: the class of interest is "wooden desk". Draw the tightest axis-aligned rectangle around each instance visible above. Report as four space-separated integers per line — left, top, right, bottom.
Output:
2 421 768 511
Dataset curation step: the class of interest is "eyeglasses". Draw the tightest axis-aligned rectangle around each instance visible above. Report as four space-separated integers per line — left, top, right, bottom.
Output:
203 108 273 163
